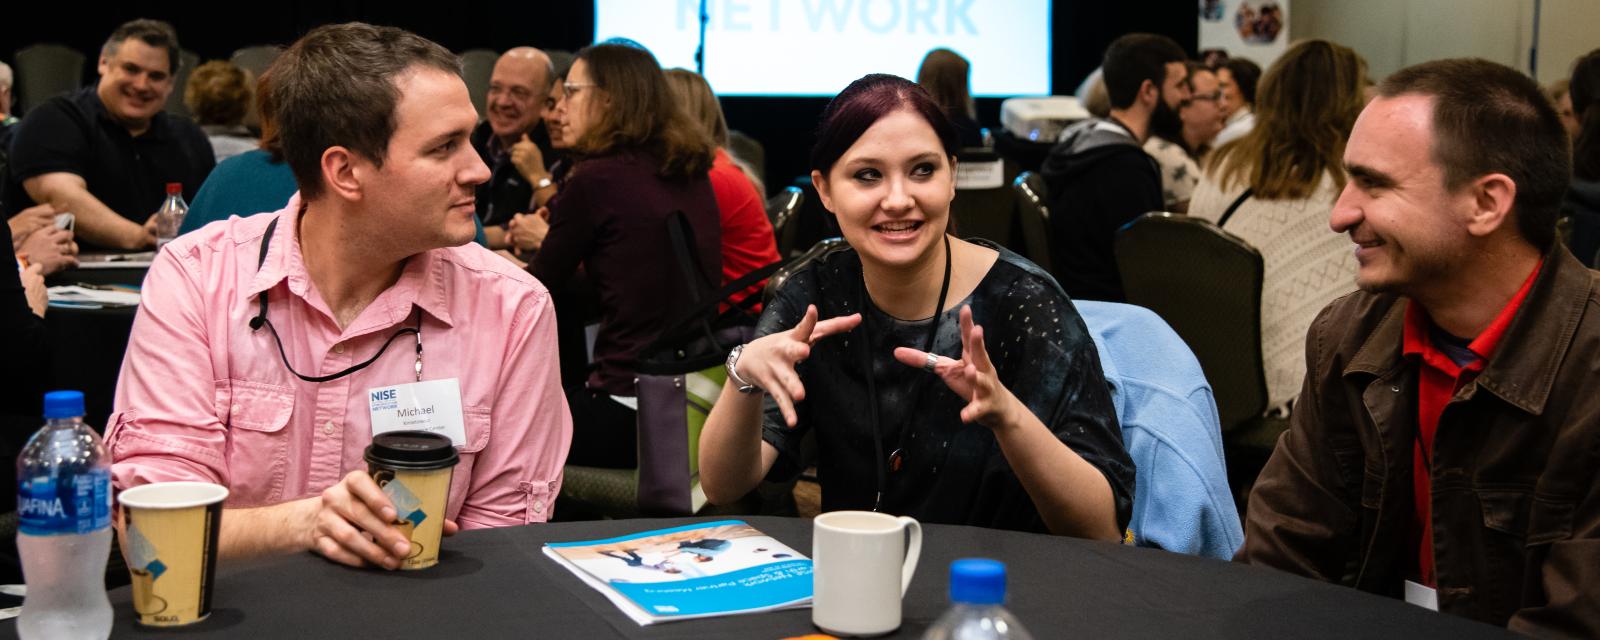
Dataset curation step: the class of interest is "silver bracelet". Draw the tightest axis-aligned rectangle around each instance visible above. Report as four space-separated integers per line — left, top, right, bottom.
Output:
725 344 761 394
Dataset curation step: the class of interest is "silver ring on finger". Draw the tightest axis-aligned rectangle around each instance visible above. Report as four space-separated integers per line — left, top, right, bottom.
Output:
923 353 939 373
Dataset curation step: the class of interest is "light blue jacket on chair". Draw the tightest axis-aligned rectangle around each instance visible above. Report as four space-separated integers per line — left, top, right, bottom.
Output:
1077 301 1243 559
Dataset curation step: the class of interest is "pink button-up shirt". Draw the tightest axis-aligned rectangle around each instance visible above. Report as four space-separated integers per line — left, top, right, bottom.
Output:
107 197 572 528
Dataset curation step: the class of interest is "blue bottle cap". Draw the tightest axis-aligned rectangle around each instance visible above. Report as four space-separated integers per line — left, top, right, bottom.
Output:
42 390 85 419
949 558 1006 605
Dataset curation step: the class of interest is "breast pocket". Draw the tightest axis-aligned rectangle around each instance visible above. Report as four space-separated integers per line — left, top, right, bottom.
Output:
444 406 492 521
216 379 295 505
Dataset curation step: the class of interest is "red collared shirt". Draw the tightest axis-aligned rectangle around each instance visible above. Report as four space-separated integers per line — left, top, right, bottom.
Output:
1401 261 1542 586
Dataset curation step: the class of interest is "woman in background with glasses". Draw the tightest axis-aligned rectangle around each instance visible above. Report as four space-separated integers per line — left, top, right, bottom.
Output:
525 41 721 469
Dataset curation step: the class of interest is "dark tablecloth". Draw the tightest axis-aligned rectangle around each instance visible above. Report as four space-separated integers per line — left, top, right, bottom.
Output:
44 266 145 430
3 516 1516 639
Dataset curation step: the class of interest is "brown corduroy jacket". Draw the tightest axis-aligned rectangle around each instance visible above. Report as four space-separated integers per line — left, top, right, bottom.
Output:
1238 244 1600 637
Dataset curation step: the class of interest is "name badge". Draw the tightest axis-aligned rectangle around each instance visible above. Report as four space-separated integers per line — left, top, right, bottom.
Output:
1404 580 1439 611
367 379 467 447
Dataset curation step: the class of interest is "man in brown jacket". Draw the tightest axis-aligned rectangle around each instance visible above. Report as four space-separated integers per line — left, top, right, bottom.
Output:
1239 58 1600 636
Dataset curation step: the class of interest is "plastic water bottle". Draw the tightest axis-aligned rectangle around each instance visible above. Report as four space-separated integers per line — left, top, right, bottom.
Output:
154 182 188 248
922 559 1034 640
16 390 113 640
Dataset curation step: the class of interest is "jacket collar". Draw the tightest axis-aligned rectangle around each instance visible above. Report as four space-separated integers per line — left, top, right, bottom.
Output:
1344 244 1593 415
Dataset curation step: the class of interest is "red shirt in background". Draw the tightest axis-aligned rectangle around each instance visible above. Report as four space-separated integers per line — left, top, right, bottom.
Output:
1400 260 1541 586
709 148 780 312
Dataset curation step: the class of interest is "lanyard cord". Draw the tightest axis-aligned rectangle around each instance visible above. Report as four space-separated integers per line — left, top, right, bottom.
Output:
250 215 426 384
860 233 952 512
256 309 422 384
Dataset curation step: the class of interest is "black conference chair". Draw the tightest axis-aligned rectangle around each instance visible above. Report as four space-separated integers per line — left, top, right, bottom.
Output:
1013 171 1053 273
776 177 840 259
458 49 498 123
766 186 803 233
1114 212 1289 514
14 44 86 114
557 213 782 519
229 45 282 81
163 49 201 119
949 148 1014 246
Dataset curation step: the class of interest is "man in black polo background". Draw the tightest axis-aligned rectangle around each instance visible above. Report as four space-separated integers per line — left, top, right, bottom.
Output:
3 19 213 251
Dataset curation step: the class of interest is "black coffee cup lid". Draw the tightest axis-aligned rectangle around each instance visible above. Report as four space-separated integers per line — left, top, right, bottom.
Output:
365 431 459 470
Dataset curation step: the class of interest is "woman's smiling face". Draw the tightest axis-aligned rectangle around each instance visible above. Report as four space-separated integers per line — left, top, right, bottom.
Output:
813 107 956 272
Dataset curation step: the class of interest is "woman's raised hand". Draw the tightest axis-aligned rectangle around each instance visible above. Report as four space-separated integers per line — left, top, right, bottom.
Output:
892 305 1020 429
734 304 860 427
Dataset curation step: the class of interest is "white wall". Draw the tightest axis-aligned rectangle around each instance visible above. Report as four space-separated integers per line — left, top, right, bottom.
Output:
1291 0 1597 84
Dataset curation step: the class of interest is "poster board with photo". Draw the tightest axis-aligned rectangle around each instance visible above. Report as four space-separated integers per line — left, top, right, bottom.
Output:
1198 0 1290 68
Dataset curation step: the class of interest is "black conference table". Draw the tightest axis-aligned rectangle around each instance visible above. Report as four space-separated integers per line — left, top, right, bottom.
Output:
6 516 1517 639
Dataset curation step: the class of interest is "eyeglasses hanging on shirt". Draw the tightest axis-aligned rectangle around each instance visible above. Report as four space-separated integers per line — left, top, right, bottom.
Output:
248 216 424 383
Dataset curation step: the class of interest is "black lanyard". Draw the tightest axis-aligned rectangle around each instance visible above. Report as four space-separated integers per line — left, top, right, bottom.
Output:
249 216 424 384
858 233 952 512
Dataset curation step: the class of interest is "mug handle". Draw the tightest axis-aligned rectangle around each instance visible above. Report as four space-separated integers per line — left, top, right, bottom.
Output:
898 516 922 596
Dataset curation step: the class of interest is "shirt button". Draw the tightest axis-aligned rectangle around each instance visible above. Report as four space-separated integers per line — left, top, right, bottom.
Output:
333 343 346 354
533 500 546 514
324 421 336 436
231 404 242 414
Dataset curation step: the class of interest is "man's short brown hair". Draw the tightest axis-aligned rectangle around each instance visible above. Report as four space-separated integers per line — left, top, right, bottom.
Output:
264 22 460 200
1378 58 1571 251
102 19 181 75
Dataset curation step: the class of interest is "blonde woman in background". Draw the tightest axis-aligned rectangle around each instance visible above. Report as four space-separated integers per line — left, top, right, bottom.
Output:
1189 39 1367 413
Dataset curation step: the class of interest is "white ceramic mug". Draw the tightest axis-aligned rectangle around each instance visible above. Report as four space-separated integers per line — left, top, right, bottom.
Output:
812 510 923 637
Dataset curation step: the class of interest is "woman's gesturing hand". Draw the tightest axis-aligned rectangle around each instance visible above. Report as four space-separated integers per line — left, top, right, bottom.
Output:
734 304 860 427
893 305 1020 429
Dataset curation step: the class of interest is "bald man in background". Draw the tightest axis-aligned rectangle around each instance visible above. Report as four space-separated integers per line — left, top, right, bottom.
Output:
471 47 556 249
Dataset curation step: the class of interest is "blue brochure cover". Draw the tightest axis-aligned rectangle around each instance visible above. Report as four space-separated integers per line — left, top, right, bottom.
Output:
544 519 813 625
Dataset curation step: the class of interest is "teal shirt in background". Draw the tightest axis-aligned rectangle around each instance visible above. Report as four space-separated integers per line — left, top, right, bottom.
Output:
181 148 489 246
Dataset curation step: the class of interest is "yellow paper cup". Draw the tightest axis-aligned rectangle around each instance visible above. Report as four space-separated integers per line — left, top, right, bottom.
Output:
118 482 228 627
365 431 458 570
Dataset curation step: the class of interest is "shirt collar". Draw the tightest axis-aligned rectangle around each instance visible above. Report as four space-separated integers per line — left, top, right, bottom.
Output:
243 194 455 333
1401 260 1541 374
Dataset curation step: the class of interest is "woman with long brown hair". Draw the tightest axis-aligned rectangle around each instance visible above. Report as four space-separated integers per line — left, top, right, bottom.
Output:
1190 39 1367 412
527 41 721 468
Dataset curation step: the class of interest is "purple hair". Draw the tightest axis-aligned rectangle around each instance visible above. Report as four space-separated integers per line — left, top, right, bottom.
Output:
809 74 960 174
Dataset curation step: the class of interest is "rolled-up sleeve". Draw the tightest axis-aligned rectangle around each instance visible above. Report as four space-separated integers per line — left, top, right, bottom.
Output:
458 286 572 528
106 246 231 491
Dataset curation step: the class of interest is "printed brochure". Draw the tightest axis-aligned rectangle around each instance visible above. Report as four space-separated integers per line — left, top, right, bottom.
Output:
543 520 812 625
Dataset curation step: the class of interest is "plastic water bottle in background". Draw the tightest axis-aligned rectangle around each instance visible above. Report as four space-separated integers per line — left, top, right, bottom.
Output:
922 559 1034 640
16 390 113 640
154 182 188 248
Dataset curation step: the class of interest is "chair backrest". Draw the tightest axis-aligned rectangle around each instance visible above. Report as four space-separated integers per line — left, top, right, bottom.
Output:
459 49 498 123
1115 213 1267 431
766 185 803 231
777 176 840 259
950 148 1014 245
1077 300 1243 559
15 44 86 113
229 46 282 82
1013 171 1053 273
765 237 845 303
163 49 201 119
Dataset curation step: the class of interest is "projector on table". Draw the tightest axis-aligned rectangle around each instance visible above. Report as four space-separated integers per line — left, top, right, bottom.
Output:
1000 97 1092 143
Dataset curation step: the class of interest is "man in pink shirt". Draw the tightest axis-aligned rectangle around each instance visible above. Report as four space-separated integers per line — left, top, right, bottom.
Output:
106 23 573 570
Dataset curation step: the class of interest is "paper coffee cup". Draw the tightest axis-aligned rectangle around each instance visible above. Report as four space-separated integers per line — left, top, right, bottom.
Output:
118 482 228 627
364 431 458 570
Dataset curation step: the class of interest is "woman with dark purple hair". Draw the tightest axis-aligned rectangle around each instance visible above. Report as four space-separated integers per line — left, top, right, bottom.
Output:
698 75 1131 538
